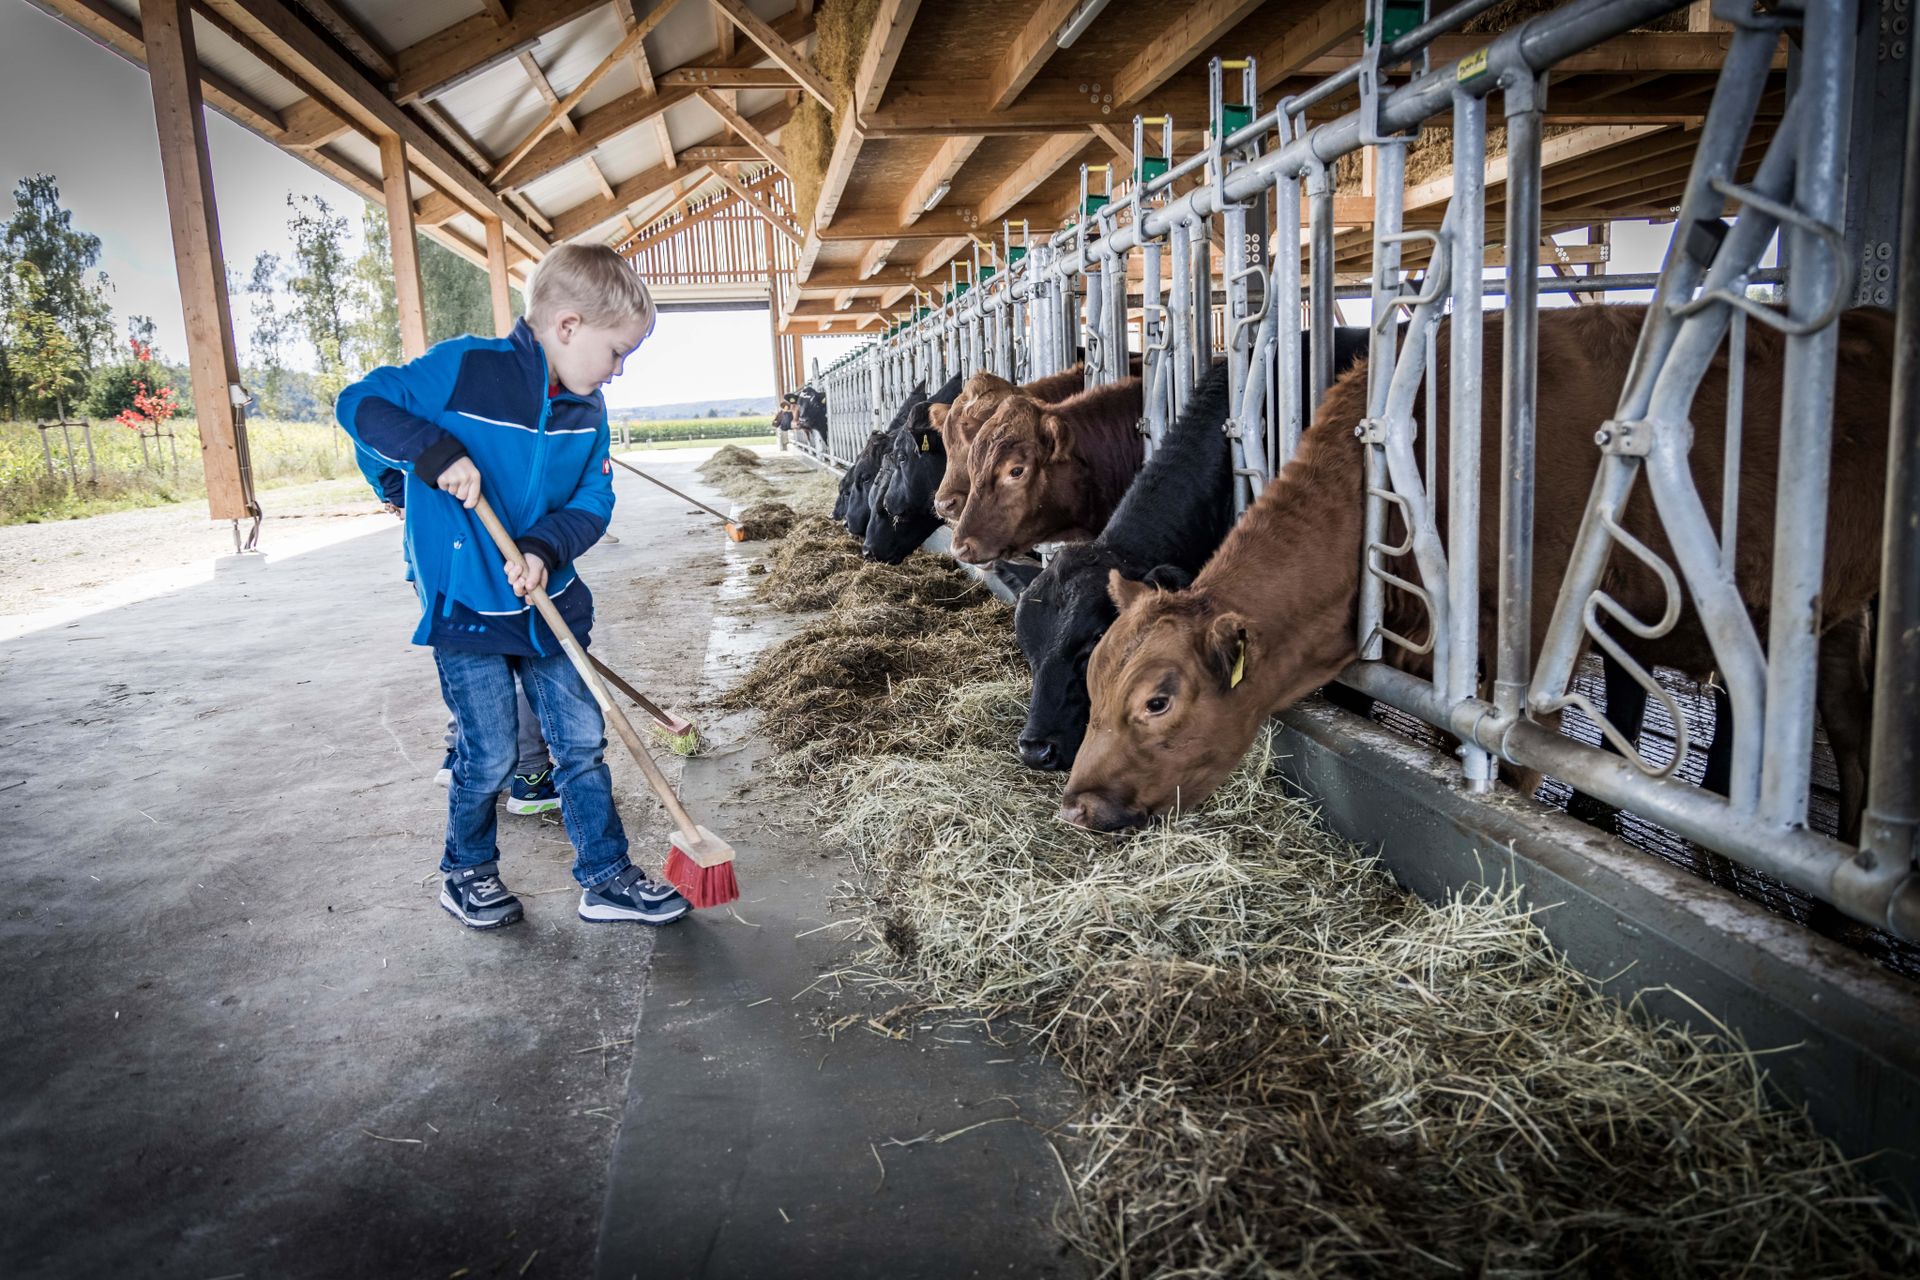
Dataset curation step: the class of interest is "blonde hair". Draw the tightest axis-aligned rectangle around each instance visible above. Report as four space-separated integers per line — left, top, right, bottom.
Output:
526 243 657 336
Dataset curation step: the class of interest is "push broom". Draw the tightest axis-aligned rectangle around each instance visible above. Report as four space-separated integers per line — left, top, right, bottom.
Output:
607 454 748 542
472 493 739 908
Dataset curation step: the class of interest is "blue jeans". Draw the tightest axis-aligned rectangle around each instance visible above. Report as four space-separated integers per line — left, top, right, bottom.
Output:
443 679 548 776
433 648 631 888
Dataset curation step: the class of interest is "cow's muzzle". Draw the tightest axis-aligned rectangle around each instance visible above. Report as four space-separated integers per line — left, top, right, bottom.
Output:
1058 789 1148 832
1018 735 1069 771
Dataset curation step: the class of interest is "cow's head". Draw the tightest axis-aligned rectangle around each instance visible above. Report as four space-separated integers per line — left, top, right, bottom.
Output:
862 404 946 563
1057 571 1275 831
842 430 889 538
796 387 827 439
1014 545 1190 771
949 395 1083 564
932 372 1018 521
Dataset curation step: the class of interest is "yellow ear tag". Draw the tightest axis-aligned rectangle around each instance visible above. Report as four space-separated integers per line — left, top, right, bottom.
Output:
1229 640 1247 689
918 434 930 452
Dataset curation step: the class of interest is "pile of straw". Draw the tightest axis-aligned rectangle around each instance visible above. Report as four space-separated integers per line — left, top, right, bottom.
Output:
721 517 1920 1278
733 500 798 541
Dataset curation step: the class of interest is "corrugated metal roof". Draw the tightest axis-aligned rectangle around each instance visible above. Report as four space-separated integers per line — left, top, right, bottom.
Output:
327 0 477 58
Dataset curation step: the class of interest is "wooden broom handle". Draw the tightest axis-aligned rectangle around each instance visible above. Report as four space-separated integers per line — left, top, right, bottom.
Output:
470 495 702 838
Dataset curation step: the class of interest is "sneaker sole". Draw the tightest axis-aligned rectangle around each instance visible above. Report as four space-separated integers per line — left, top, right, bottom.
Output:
578 898 690 925
439 888 524 930
505 797 562 815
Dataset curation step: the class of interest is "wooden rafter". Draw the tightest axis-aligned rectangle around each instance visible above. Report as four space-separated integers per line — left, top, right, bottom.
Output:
392 0 606 103
201 0 550 253
551 156 694 240
681 144 760 162
1295 31 1783 76
501 10 813 190
695 88 791 174
702 0 832 108
517 51 577 135
293 0 395 81
582 156 618 202
986 0 1078 109
1113 0 1265 103
492 3 684 183
660 66 797 88
39 0 283 132
711 166 803 244
898 135 982 229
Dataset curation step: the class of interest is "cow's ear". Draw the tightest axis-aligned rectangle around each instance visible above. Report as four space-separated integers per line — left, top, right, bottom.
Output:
1204 612 1253 693
1040 411 1072 461
927 403 949 431
1142 564 1192 592
1107 568 1152 612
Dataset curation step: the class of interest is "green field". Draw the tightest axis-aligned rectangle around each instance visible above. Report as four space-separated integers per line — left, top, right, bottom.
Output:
1 416 778 525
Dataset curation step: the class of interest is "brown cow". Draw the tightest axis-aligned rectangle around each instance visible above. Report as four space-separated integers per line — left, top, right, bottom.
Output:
949 377 1147 564
1059 304 1894 832
932 365 1088 522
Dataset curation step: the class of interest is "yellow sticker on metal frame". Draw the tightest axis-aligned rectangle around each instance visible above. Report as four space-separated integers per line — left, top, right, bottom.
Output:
1458 49 1489 82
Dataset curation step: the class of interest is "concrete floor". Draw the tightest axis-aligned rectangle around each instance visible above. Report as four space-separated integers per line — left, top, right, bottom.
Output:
1 457 1078 1278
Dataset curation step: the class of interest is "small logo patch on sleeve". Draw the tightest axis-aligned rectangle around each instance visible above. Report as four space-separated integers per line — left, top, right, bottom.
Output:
602 456 612 475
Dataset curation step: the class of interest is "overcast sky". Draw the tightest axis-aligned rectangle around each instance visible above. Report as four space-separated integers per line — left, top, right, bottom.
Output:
0 1 866 409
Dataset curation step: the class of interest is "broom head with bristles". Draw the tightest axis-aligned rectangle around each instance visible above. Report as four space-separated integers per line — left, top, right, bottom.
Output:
663 824 739 908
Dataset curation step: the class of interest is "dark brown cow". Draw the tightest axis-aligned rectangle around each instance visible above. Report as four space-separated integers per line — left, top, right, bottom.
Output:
949 377 1147 564
932 365 1088 522
1059 304 1895 832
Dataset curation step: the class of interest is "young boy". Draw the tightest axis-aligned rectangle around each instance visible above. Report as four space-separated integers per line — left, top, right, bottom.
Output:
338 244 687 930
353 444 562 815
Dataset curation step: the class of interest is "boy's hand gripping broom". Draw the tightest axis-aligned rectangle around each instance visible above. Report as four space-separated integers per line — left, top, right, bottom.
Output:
472 494 738 907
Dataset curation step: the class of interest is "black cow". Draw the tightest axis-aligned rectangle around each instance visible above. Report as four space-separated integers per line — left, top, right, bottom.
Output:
863 373 966 563
794 386 827 450
838 382 927 538
1013 329 1371 770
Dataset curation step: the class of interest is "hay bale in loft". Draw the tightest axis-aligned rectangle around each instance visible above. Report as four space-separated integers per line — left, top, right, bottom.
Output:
788 0 883 229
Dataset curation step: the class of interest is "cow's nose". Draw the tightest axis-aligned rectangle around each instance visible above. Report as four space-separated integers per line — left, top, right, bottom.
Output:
1059 789 1147 832
933 498 959 521
1018 736 1062 771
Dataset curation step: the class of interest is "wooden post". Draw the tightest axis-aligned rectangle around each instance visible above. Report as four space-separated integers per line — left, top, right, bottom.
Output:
485 216 514 336
380 134 429 359
139 0 251 522
762 218 787 401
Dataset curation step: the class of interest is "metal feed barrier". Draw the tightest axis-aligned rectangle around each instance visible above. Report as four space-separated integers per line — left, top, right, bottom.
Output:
802 0 1920 940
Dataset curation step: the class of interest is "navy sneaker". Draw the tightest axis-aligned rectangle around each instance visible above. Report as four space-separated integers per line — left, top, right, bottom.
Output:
435 749 455 787
579 866 690 925
440 863 524 930
507 766 562 815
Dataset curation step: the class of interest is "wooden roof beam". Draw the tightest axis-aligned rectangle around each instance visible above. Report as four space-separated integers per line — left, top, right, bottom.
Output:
703 0 832 108
1112 0 1265 104
1294 31 1783 76
712 165 803 244
204 0 549 253
696 87 791 174
292 0 396 81
392 0 606 104
494 5 682 183
36 0 283 133
681 144 761 161
660 65 798 88
896 134 983 236
986 0 1080 109
517 50 578 135
502 10 812 189
979 132 1087 223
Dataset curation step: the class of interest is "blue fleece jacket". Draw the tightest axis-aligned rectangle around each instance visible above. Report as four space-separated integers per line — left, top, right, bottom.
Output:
336 320 614 656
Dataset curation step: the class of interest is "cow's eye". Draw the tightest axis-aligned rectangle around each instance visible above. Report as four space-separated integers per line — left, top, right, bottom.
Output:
1145 694 1170 715
1008 465 1025 479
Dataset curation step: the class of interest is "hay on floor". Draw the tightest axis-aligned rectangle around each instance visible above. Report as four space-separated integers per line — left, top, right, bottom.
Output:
733 500 798 541
708 512 1920 1278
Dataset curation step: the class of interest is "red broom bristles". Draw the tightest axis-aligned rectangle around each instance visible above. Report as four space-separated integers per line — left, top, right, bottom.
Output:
663 844 739 909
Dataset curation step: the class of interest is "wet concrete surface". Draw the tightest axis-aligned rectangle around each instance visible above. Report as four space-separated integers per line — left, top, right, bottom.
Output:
1 461 724 1278
4 453 1084 1279
594 542 1083 1280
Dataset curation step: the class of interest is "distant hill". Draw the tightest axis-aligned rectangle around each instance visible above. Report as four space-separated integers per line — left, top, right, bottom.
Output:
612 395 777 421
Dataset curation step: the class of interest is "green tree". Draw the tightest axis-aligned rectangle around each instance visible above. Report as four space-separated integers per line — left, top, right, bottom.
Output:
244 252 294 416
0 175 115 414
3 260 86 419
421 236 499 344
349 205 401 371
284 194 352 406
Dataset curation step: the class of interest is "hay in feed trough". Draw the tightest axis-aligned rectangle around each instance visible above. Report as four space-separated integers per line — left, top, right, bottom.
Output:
714 512 1920 1277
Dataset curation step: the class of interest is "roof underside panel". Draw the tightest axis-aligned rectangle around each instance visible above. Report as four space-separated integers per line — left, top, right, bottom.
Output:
328 0 475 56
